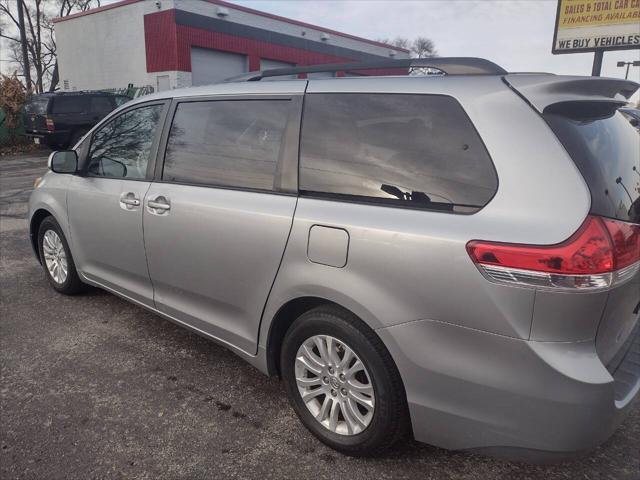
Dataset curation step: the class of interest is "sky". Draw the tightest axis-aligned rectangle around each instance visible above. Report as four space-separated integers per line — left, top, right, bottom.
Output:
229 0 639 79
231 0 640 101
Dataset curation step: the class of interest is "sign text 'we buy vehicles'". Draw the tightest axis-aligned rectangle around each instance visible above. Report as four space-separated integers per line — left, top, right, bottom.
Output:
552 0 640 53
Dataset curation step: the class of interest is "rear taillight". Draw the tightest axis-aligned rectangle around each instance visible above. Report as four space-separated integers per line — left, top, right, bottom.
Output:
602 218 640 269
46 117 54 131
467 216 640 291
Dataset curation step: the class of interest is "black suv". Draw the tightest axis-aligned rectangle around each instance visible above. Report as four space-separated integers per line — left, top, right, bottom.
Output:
23 92 131 149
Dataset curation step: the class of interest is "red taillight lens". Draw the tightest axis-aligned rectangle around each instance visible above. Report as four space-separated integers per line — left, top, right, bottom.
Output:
466 216 615 275
46 117 54 131
602 217 640 270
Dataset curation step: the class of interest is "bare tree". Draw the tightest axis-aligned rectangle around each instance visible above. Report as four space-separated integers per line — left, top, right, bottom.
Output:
377 36 438 58
0 0 99 93
410 37 437 58
378 36 410 51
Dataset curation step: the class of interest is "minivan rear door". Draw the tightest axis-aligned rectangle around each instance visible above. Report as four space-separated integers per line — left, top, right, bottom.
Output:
144 91 303 355
543 106 639 381
506 74 639 399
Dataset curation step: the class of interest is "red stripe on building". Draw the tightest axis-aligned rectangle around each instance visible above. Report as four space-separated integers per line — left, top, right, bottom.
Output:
144 9 357 74
144 10 180 72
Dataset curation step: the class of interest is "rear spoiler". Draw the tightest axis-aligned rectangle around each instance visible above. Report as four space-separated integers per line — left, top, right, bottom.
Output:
503 74 639 114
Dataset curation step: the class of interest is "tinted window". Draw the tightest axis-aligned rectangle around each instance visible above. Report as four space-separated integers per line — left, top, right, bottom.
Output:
24 97 50 115
87 104 163 180
299 94 497 213
114 96 131 107
51 96 88 114
545 111 639 223
90 96 114 114
163 100 290 191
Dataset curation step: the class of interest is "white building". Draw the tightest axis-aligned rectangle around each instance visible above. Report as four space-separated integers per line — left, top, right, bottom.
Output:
54 0 410 92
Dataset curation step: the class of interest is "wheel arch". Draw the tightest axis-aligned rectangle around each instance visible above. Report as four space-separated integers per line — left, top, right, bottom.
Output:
264 295 398 380
266 296 329 376
29 208 55 264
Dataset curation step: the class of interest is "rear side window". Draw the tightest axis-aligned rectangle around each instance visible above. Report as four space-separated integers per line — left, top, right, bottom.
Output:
24 97 50 115
51 96 88 114
163 100 290 191
299 94 497 213
544 110 639 224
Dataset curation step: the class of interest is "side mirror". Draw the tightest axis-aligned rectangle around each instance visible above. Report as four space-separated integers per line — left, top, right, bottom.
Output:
48 151 78 174
630 118 639 127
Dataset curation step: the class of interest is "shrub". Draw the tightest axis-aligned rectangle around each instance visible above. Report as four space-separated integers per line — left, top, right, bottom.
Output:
0 75 27 146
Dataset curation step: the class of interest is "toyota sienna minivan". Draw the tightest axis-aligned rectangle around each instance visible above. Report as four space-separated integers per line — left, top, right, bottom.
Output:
28 58 640 461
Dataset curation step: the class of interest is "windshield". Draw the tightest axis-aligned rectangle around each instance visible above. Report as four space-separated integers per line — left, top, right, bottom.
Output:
545 110 639 224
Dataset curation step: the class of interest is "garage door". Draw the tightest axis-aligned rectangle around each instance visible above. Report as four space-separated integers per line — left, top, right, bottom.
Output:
191 47 248 85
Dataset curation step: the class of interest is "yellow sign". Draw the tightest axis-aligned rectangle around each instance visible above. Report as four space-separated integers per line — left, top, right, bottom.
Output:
553 0 640 53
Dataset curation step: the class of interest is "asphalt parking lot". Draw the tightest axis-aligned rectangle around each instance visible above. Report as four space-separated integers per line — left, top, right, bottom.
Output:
1 152 639 480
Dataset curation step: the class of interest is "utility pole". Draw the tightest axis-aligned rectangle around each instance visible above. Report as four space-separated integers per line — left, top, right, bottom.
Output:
17 0 32 90
617 60 640 80
591 51 603 77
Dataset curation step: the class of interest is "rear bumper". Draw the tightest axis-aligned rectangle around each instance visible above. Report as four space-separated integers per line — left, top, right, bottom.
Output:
377 317 639 460
23 131 70 145
609 318 640 406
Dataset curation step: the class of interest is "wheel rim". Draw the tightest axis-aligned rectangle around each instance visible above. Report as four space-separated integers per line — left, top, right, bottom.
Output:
42 230 68 284
295 335 375 436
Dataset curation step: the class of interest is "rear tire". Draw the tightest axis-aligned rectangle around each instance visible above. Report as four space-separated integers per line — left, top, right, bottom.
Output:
281 305 409 456
37 216 86 295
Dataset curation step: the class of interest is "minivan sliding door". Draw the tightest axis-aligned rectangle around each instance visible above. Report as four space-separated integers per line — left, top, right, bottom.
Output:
143 95 302 355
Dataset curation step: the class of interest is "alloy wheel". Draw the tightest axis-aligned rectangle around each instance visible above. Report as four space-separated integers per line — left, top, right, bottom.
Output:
42 230 68 284
295 335 375 435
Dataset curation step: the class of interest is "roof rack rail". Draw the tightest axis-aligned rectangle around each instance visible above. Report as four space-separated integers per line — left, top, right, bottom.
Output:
226 57 507 82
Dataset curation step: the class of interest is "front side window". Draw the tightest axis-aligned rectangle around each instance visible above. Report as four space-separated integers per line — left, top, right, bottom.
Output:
299 93 498 213
87 104 163 180
163 100 290 191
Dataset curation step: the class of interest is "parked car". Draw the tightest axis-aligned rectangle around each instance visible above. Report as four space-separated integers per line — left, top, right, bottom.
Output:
620 107 640 131
28 59 640 461
22 91 131 149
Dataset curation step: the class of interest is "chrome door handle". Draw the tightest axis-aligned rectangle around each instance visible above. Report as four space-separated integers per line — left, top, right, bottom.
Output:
147 196 171 212
148 200 170 210
119 192 141 210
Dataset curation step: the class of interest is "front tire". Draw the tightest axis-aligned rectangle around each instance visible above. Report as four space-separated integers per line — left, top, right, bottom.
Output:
281 305 409 456
37 216 85 294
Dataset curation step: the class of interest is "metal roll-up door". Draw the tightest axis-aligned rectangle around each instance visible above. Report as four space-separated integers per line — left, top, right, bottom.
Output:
191 47 248 85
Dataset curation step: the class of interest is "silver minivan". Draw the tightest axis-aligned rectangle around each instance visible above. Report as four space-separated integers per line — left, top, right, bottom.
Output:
28 59 640 461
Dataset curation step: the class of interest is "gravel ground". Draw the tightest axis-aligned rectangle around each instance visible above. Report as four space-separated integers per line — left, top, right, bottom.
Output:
1 152 639 480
